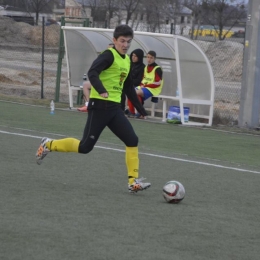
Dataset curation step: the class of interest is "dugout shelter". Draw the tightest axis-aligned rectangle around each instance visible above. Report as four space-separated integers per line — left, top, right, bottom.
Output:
62 26 215 126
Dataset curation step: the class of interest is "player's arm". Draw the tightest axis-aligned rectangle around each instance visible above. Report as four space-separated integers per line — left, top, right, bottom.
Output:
88 50 113 95
124 75 148 117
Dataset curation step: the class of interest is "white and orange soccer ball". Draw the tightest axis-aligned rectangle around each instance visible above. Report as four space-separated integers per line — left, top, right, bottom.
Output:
162 180 185 203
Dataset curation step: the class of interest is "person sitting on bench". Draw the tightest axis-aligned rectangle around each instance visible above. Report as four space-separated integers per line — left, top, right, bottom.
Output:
128 50 163 118
122 48 145 113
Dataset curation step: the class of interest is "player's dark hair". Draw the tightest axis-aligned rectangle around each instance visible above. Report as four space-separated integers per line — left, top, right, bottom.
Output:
147 50 156 58
113 25 134 39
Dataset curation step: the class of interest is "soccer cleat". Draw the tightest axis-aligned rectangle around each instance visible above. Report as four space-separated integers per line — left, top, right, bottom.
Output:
128 177 151 193
77 106 88 112
36 137 52 165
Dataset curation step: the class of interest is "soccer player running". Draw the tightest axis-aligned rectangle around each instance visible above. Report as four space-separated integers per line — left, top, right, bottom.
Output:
35 25 151 193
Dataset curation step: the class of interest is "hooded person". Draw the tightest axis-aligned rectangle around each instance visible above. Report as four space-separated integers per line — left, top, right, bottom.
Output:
121 48 145 111
128 50 163 118
130 48 145 87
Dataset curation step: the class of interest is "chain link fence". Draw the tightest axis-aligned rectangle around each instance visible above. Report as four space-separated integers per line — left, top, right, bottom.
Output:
194 38 243 125
0 15 244 125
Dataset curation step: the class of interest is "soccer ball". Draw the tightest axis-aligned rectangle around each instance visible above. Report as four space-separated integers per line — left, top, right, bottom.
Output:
162 180 185 203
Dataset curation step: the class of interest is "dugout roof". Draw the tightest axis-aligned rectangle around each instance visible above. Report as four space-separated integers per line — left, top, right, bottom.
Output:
62 26 215 125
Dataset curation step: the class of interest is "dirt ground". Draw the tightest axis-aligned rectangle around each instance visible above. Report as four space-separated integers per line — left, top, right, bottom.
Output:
0 15 68 101
196 40 243 82
0 16 60 46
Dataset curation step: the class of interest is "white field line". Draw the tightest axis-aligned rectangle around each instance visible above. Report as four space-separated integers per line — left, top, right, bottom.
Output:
1 129 260 175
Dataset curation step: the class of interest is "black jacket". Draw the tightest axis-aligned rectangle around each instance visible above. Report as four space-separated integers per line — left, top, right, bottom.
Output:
88 48 147 116
130 49 145 87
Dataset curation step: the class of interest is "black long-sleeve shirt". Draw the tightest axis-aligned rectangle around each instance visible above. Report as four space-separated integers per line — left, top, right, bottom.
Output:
88 48 147 116
132 62 145 87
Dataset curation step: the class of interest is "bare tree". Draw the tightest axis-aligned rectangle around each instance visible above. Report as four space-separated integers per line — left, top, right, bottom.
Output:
201 0 247 40
141 0 165 32
161 0 183 34
120 0 142 25
100 0 118 28
183 0 203 39
20 0 58 25
81 0 103 26
68 0 246 36
0 0 23 8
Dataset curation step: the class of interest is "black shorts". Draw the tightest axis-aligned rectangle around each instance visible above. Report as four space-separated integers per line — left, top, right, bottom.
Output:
78 106 138 154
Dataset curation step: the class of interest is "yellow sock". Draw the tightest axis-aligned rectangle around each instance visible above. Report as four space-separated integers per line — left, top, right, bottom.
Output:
46 138 80 152
125 146 139 185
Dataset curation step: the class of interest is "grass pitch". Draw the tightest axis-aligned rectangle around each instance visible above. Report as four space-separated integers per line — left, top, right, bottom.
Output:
0 100 260 260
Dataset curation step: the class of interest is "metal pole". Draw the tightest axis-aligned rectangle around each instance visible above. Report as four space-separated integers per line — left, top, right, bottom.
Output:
170 23 173 34
55 16 65 102
41 16 45 99
238 0 260 128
